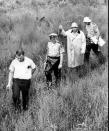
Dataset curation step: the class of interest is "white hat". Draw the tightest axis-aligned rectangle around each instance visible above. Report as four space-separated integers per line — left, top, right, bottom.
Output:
71 22 78 28
49 33 57 37
83 17 91 22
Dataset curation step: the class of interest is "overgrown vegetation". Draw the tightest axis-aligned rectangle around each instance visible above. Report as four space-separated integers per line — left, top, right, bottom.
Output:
0 0 108 131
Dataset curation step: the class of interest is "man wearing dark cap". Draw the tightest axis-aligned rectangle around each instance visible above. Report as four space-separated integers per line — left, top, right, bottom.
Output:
44 33 64 88
6 49 36 111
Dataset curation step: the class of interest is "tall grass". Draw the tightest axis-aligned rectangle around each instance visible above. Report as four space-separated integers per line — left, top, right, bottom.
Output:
0 0 108 131
0 0 108 63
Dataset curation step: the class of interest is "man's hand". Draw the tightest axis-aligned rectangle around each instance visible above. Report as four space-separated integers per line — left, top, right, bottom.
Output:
81 50 85 54
6 84 11 91
58 64 62 69
44 62 46 70
59 25 63 31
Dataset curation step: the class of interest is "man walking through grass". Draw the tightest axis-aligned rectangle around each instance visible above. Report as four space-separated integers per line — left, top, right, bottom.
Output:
6 48 36 111
44 33 64 88
83 17 105 65
58 22 86 69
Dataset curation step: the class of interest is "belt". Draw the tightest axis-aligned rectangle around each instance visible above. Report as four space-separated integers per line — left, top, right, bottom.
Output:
47 56 60 59
13 78 31 82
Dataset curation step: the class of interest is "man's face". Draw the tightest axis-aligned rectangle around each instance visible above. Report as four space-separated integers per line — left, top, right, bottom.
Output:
50 36 57 43
71 27 78 33
16 54 24 62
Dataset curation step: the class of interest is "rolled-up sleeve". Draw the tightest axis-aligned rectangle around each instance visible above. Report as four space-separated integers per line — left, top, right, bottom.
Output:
9 61 15 72
31 60 36 69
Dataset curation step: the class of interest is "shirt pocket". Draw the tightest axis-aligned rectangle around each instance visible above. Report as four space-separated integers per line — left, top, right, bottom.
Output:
27 65 31 69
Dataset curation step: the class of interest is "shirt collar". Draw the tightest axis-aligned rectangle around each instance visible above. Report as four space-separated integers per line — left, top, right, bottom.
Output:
15 56 25 62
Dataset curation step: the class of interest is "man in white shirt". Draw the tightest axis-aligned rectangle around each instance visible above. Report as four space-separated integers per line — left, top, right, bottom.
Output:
6 49 36 111
44 33 64 88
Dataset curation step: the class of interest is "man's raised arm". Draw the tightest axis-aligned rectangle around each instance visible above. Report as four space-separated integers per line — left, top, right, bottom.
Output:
58 25 67 36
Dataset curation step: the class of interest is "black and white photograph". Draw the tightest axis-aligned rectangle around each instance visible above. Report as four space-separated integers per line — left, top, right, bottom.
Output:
0 0 108 131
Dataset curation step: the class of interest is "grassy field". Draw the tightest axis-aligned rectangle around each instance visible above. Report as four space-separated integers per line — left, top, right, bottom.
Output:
0 0 108 131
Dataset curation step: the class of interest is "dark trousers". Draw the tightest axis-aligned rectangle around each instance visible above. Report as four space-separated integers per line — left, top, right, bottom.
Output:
84 43 105 64
12 78 31 110
45 58 61 86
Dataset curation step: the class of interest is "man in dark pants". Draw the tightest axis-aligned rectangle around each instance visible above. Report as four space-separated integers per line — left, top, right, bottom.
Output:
12 79 31 111
85 37 104 64
6 49 36 111
83 17 105 65
44 33 64 88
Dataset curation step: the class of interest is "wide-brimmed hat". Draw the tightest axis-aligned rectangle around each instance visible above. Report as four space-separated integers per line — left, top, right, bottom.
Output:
83 17 91 22
49 33 58 37
71 22 78 28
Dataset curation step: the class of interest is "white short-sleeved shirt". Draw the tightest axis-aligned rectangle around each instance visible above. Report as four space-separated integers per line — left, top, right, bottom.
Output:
47 42 64 57
9 56 36 79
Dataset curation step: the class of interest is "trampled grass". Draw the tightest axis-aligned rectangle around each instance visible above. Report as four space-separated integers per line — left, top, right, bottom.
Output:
0 61 108 131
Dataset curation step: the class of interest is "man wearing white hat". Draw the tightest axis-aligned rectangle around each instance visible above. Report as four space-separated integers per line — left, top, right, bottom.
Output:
44 33 64 88
83 17 105 64
59 22 86 69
